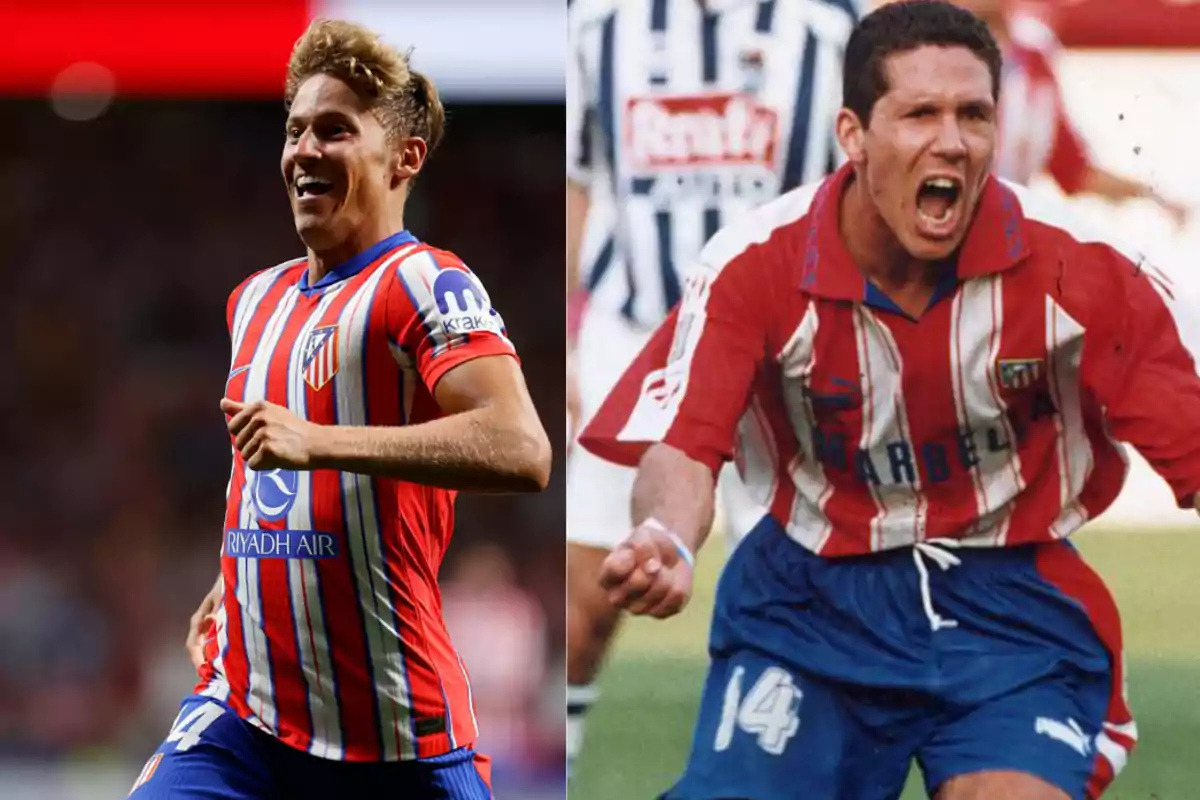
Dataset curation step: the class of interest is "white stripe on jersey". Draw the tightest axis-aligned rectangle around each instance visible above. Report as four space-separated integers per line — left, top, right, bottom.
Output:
777 303 835 551
949 276 1022 546
572 0 854 328
237 283 306 732
332 251 416 761
1045 297 1091 538
285 287 346 759
852 307 925 550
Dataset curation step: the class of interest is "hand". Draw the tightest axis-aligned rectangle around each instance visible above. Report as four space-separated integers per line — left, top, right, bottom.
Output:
221 398 321 470
599 520 694 619
186 576 222 677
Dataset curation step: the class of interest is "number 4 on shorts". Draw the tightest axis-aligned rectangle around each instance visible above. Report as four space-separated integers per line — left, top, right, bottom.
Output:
713 665 802 756
166 701 225 752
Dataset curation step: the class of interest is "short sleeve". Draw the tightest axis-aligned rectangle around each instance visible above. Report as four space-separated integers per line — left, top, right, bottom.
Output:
385 248 518 392
579 247 771 475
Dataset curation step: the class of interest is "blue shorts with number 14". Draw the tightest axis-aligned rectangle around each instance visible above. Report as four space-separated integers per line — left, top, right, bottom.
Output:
127 695 492 799
662 516 1133 800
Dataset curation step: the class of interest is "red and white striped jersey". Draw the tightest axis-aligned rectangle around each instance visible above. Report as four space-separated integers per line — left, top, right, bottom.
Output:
580 164 1200 555
196 230 517 761
995 15 1092 192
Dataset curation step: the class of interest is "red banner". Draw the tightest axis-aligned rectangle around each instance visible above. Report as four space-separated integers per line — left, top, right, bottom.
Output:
1021 0 1200 48
0 1 309 97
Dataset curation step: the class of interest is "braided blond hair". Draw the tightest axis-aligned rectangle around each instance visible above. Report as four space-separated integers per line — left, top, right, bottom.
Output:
285 19 445 154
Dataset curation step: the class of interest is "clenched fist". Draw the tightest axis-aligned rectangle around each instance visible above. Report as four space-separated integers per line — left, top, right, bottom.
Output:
599 519 695 619
221 398 322 470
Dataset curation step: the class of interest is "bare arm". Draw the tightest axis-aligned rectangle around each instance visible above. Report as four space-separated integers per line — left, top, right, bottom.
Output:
225 355 551 493
308 355 551 492
631 443 717 556
1080 166 1188 226
596 444 717 619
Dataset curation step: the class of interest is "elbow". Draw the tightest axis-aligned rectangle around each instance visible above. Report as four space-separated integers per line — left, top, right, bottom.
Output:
508 425 552 492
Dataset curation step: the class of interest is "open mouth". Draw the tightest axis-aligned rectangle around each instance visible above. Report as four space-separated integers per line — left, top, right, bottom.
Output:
915 176 962 235
295 175 334 200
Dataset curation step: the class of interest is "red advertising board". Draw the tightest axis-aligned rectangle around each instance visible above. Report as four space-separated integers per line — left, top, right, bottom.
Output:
1019 0 1200 49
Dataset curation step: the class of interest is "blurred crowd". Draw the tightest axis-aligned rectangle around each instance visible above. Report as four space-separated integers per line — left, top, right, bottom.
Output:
0 99 564 790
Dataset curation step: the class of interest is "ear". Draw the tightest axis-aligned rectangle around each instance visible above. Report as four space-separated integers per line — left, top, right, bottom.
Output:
392 136 428 185
835 107 867 167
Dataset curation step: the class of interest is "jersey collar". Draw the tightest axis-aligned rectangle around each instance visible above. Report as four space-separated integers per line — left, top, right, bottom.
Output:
298 230 419 295
799 163 1031 301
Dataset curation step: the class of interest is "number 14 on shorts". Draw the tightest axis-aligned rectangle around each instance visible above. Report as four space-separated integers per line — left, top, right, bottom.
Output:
714 666 803 755
166 701 226 752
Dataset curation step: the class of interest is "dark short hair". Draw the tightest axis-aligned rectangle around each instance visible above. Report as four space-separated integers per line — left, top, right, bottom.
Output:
843 0 1002 126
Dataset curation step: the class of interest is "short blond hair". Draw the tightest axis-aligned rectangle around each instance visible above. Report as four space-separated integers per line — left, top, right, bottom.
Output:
285 19 446 154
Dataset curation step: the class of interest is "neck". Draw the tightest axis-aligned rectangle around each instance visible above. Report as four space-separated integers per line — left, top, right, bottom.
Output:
307 209 405 284
839 173 938 292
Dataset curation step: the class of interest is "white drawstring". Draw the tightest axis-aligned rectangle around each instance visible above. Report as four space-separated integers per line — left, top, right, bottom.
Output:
912 539 963 632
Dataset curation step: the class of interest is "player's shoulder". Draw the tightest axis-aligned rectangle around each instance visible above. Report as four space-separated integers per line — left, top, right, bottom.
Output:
228 257 305 306
1006 182 1159 318
387 243 473 283
698 179 824 277
1008 181 1143 269
386 243 496 308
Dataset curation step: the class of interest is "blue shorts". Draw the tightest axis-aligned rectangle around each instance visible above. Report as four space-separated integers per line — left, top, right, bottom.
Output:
127 695 492 799
663 518 1133 800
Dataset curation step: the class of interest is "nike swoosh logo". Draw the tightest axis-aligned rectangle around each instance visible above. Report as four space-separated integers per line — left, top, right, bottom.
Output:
228 365 251 379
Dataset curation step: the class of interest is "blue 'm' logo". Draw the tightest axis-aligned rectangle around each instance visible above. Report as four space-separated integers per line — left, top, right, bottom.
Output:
431 268 501 336
433 269 483 315
254 469 299 522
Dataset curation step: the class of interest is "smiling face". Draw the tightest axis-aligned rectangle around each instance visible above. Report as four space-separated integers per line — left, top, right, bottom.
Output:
838 44 997 262
280 73 403 253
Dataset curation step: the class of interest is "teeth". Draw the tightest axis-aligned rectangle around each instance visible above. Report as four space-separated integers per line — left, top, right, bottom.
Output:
925 177 957 190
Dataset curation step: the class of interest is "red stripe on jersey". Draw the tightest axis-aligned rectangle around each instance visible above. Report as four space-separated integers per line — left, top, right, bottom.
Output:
890 296 979 541
1077 407 1126 522
808 303 872 556
1033 543 1135 798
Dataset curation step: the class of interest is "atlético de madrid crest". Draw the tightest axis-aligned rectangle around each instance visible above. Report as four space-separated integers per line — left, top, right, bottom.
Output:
997 358 1043 390
303 325 340 391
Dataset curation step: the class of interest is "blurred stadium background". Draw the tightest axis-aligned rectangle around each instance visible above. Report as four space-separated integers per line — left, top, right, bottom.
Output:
0 1 565 799
570 1 1200 798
